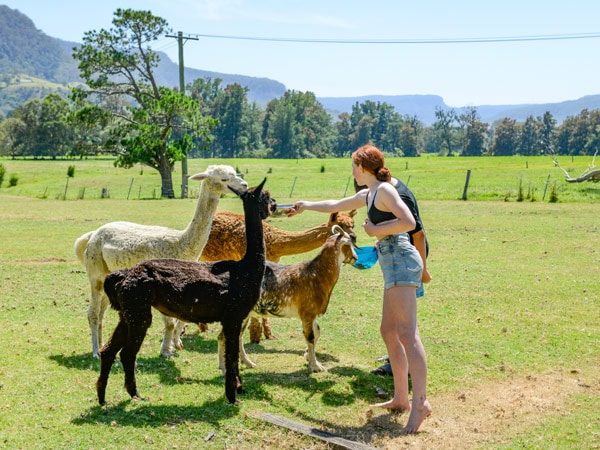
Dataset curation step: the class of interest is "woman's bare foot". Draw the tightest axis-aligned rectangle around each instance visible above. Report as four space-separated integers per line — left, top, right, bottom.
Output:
370 398 410 412
401 399 432 434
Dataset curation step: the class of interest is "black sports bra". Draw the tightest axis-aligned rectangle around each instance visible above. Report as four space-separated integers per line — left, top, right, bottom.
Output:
367 190 396 224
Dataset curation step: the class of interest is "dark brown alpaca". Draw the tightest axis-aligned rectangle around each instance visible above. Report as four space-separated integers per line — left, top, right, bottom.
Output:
96 178 271 405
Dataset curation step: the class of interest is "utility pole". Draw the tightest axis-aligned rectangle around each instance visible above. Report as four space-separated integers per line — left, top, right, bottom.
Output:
166 31 198 198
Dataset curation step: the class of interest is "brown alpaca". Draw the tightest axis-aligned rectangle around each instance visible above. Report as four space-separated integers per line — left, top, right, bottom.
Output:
217 225 357 373
200 210 357 342
96 179 271 405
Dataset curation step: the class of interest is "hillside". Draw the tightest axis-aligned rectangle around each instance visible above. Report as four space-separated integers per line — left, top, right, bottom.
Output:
1 4 600 124
0 5 285 115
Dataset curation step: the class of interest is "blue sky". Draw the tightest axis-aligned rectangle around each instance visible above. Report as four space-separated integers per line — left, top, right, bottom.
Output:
4 0 600 107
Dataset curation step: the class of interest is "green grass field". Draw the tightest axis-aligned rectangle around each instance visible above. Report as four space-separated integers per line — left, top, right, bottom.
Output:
1 155 599 203
0 156 598 449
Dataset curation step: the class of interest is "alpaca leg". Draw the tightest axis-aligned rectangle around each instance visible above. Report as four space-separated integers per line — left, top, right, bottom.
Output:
304 319 325 372
262 318 276 340
238 317 256 369
97 294 110 349
248 317 262 344
172 320 186 350
88 281 108 359
223 323 244 404
218 319 257 372
160 314 178 357
217 329 226 374
97 318 128 405
120 311 152 400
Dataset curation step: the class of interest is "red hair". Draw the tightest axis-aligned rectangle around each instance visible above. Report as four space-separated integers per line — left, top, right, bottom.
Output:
352 144 391 182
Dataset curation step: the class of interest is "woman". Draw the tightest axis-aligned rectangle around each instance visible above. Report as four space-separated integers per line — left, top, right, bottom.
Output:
288 144 432 434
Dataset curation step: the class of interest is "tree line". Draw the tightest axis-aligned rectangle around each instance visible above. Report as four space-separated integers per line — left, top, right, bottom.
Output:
0 9 599 197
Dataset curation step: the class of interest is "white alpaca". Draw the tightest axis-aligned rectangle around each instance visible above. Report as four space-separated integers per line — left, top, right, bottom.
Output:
74 165 248 358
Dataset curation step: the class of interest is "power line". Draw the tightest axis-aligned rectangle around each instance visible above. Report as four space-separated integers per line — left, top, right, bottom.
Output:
185 31 600 45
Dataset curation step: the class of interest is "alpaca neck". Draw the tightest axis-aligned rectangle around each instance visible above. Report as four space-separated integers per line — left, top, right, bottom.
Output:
267 226 330 258
309 245 342 289
307 244 341 312
181 182 220 256
241 201 265 267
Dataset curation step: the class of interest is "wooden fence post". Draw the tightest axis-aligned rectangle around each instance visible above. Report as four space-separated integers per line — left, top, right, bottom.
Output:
542 174 551 200
462 169 471 201
289 176 297 198
63 177 69 200
127 178 134 200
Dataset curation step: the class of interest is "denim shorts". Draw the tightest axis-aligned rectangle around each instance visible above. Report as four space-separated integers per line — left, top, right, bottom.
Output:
376 234 423 290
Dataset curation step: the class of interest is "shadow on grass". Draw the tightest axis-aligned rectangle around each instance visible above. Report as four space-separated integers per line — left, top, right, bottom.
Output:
49 353 186 387
67 363 405 450
72 397 240 428
54 335 397 445
181 330 342 366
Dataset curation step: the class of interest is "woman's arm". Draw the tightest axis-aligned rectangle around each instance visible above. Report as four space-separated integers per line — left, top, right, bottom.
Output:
412 229 432 283
362 183 416 238
288 190 367 216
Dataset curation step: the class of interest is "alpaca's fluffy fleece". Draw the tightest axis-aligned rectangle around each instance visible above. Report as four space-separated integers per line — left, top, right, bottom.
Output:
74 165 247 358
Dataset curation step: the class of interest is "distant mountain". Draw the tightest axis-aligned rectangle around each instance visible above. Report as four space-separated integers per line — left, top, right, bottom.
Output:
316 94 600 126
1 5 599 124
0 5 285 115
151 55 286 107
0 6 81 84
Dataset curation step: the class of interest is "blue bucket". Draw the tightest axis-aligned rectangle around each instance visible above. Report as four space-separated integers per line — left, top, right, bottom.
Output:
352 245 378 270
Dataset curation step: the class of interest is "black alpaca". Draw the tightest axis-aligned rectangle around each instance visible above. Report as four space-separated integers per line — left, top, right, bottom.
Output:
96 178 271 405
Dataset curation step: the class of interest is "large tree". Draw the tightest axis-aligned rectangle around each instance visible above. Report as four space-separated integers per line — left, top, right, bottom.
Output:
519 115 543 156
71 9 213 198
0 117 26 158
491 118 519 156
38 94 74 159
433 107 458 155
263 90 334 158
189 79 259 158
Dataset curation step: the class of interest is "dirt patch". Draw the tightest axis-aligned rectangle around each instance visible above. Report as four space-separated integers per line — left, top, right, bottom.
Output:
366 368 597 449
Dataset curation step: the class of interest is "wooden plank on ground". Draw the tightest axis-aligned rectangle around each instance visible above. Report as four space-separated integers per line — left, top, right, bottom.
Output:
252 412 380 450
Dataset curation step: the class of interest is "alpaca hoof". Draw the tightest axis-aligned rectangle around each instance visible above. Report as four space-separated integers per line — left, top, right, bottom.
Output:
309 363 326 372
132 395 146 402
242 359 257 369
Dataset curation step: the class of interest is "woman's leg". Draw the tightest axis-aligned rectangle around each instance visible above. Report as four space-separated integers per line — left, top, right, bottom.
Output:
372 285 432 433
371 285 413 411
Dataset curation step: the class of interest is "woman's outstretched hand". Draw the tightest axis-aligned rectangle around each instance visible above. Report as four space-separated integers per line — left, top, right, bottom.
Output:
286 202 302 217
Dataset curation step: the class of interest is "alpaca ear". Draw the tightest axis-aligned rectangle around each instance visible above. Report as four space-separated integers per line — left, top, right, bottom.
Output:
256 177 267 193
189 171 208 181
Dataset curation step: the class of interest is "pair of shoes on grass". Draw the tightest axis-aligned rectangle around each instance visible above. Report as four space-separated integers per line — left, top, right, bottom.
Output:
370 355 393 376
